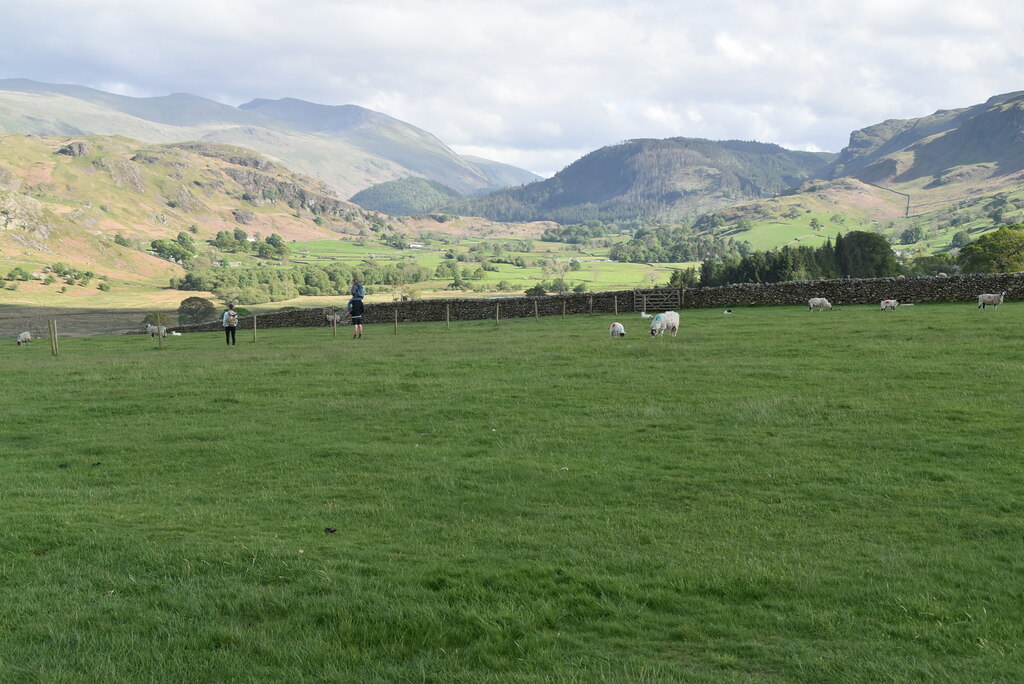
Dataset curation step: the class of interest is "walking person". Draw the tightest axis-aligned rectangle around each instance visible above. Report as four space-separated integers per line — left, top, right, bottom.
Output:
223 303 238 345
349 278 364 338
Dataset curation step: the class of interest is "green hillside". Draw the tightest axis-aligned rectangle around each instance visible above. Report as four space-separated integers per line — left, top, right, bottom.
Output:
0 80 536 197
350 177 463 215
451 138 835 223
828 91 1024 183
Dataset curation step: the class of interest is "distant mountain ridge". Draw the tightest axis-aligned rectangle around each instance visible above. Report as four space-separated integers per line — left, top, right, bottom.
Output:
447 138 836 223
0 79 540 197
827 91 1024 184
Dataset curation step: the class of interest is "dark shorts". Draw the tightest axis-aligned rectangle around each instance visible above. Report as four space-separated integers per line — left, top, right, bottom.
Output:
350 299 364 318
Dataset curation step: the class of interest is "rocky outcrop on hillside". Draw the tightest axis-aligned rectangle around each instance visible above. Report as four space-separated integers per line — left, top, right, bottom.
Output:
57 142 90 157
92 157 145 192
0 189 50 238
223 167 355 218
169 142 275 171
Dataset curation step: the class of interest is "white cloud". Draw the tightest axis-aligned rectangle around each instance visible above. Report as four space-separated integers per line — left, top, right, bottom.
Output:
1 0 1023 176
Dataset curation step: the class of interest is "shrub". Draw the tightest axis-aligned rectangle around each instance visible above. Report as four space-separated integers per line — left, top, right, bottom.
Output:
525 283 546 296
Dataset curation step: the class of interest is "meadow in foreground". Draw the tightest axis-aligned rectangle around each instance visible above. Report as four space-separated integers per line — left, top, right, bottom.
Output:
2 303 1023 681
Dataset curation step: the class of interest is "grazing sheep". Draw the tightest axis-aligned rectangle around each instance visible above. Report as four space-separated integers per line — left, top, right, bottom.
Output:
723 310 733 315
145 323 167 338
325 313 343 324
639 312 653 319
880 299 899 311
808 297 833 311
650 311 680 337
171 331 182 336
609 322 626 337
16 331 31 346
977 291 1006 309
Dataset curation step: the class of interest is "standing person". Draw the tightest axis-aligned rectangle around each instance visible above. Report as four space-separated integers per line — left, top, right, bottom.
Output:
222 303 238 346
349 278 364 338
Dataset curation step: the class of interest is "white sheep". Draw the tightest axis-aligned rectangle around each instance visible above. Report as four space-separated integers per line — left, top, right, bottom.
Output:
145 323 167 338
639 312 653 319
171 331 182 336
609 322 626 337
808 297 833 311
16 331 31 346
325 313 343 324
880 299 899 311
650 311 680 337
977 291 1006 310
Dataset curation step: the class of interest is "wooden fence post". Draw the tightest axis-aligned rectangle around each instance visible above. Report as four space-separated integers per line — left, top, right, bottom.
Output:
394 308 398 335
562 300 566 318
614 295 618 315
589 295 593 315
253 313 258 343
332 307 337 338
534 299 538 320
446 303 450 329
643 294 648 313
495 302 500 324
49 319 58 356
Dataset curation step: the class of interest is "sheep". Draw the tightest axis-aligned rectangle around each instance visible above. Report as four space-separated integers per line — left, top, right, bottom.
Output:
808 297 833 311
880 299 899 311
650 311 680 337
171 331 182 336
977 291 1006 310
609 322 626 337
639 312 653 319
145 323 167 338
16 331 31 346
325 313 344 324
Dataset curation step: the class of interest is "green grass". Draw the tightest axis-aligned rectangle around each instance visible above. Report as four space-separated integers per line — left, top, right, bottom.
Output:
288 237 683 295
2 304 1024 680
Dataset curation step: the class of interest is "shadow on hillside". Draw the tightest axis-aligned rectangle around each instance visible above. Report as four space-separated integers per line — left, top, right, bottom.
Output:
0 304 177 338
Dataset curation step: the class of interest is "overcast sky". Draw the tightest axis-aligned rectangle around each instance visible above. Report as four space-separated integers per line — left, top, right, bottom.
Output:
2 0 1022 176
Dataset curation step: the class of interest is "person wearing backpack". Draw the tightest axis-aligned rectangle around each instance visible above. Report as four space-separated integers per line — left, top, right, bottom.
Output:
222 303 239 346
348 278 364 338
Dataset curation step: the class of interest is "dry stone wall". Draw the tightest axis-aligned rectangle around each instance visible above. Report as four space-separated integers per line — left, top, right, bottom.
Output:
168 273 1022 333
683 273 1023 308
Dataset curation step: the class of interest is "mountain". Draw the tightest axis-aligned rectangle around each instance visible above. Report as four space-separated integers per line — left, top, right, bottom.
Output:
827 91 1024 184
449 138 835 223
0 79 539 198
238 97 536 195
0 134 379 290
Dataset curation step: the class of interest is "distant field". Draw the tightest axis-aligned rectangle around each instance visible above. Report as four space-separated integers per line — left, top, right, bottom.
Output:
289 237 683 293
3 304 1023 680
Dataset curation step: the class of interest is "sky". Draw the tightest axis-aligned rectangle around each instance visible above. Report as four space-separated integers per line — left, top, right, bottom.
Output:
2 0 1023 177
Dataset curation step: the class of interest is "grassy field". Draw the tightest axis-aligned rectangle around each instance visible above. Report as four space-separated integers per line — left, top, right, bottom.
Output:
3 304 1024 680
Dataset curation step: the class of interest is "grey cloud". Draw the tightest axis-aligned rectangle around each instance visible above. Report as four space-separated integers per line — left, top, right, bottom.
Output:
1 0 1023 176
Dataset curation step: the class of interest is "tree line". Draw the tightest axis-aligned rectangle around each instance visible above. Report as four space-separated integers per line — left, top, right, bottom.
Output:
696 231 899 287
170 261 432 305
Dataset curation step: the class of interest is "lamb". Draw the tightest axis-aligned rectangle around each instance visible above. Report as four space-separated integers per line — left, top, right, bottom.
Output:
171 331 183 336
609 322 626 337
977 291 1006 310
145 323 167 338
808 297 833 311
639 312 653 319
880 299 899 311
16 331 31 346
650 311 680 337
